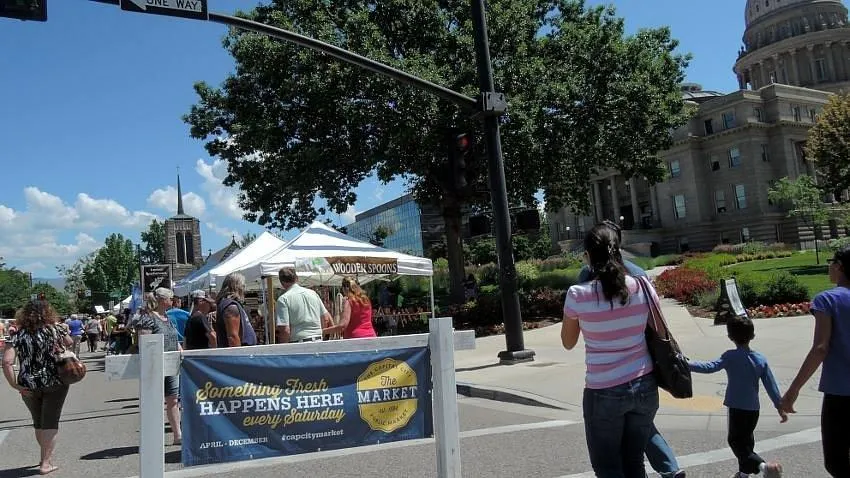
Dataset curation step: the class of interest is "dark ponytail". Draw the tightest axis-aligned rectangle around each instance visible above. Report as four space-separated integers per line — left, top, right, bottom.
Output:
584 225 630 307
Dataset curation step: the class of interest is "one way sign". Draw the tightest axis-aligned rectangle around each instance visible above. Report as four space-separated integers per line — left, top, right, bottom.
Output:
121 0 207 20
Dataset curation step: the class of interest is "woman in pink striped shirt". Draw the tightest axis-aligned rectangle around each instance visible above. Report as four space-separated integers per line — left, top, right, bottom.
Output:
561 224 659 478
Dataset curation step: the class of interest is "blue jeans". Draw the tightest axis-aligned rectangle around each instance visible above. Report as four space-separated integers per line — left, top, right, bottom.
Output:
583 374 660 478
646 425 681 477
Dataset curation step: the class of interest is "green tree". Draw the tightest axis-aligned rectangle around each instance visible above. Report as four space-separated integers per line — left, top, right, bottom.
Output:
31 283 73 316
239 232 258 247
57 253 95 313
369 225 393 247
184 0 688 303
768 176 832 264
0 267 31 317
82 234 138 310
140 219 166 264
468 238 497 265
806 92 850 197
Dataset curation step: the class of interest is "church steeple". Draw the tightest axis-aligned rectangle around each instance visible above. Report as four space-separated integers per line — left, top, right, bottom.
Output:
176 173 185 216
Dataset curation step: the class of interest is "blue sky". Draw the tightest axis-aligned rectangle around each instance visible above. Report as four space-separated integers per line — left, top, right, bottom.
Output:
0 0 745 277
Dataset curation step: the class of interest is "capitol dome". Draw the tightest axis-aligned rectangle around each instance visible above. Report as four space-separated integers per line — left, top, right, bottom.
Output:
735 0 850 93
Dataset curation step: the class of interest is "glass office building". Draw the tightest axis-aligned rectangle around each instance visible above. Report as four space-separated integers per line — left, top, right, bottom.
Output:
347 195 427 256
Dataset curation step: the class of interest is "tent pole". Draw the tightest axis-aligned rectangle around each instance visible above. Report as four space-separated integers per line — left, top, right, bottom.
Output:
430 276 436 319
259 279 269 345
266 276 277 344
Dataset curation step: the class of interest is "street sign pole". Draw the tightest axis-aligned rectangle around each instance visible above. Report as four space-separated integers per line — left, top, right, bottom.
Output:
470 0 533 363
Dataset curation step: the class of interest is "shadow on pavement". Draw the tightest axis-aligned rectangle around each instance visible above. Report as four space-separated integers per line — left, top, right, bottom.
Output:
104 397 138 403
0 466 42 477
0 410 138 432
456 362 505 373
81 446 138 460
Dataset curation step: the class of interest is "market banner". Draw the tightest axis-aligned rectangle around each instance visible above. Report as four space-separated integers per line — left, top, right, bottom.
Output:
326 256 398 275
180 347 433 466
141 264 172 293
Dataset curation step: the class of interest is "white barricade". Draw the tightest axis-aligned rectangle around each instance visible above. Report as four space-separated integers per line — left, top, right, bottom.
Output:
105 317 474 478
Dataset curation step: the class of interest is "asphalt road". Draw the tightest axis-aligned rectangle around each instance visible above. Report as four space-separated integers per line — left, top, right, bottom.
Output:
0 351 833 478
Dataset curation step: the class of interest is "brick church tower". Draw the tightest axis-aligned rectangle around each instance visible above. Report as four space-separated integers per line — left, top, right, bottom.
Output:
164 175 203 281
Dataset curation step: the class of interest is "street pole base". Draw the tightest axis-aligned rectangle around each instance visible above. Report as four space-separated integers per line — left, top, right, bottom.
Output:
498 349 536 365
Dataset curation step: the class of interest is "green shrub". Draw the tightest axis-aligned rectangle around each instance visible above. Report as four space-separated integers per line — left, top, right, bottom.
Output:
828 237 850 252
476 263 500 286
696 289 721 309
479 284 499 296
731 272 764 308
515 261 541 289
761 272 809 306
530 269 579 290
539 255 581 272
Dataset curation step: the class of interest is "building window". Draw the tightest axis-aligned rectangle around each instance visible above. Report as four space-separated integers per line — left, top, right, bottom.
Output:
775 224 783 242
761 144 770 162
729 147 742 167
669 160 681 178
809 108 818 122
768 180 778 205
768 70 776 83
704 119 714 135
816 58 827 81
754 107 763 122
715 190 727 213
720 231 731 245
673 194 686 219
741 227 751 243
722 111 736 130
735 184 748 209
793 105 802 122
678 237 690 253
710 155 721 171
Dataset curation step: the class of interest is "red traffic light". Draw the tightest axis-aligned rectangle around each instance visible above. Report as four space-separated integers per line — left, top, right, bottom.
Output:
456 134 471 152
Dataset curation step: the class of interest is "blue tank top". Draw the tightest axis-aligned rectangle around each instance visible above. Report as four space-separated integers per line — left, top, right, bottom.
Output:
68 319 83 336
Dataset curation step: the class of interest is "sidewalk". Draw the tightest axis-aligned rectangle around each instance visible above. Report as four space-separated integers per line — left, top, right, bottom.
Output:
454 291 823 424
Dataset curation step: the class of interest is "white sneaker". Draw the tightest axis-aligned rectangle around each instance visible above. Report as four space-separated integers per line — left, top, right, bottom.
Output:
762 462 783 478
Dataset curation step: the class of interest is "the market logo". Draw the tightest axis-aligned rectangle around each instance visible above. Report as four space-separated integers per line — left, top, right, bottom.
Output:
356 358 419 433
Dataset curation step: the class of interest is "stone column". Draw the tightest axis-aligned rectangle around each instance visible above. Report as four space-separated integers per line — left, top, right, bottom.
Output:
744 68 752 89
650 186 661 228
771 54 780 83
610 175 620 222
592 180 603 223
789 49 800 85
826 41 836 82
808 45 818 84
629 178 641 228
737 74 745 90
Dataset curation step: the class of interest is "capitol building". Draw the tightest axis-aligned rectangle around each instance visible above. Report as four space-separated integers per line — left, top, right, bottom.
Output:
549 0 846 253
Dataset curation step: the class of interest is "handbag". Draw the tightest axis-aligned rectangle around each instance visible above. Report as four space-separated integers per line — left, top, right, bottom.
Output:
51 326 87 385
637 276 693 399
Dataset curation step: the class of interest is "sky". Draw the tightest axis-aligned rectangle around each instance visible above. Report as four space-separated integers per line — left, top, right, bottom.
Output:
0 0 747 278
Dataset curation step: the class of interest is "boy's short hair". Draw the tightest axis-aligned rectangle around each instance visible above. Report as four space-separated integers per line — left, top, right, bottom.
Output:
727 316 756 345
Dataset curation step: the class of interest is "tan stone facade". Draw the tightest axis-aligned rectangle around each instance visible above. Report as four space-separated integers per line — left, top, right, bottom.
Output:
549 0 848 254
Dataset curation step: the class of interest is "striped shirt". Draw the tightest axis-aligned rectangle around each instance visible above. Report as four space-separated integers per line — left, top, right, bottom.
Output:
563 276 654 390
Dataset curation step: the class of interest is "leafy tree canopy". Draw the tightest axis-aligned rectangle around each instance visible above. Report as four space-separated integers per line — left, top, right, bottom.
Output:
768 176 831 225
140 219 166 265
807 92 850 196
239 232 258 248
184 0 689 229
60 234 138 312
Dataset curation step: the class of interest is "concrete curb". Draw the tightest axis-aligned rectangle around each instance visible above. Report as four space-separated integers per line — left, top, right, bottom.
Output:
456 382 574 411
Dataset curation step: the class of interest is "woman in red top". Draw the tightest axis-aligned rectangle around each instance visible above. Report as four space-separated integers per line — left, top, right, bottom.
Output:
324 277 377 339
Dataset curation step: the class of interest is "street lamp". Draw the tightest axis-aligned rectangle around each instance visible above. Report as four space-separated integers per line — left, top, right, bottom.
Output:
566 226 571 240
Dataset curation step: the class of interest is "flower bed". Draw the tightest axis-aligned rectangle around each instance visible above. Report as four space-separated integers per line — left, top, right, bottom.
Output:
747 302 811 318
654 267 717 306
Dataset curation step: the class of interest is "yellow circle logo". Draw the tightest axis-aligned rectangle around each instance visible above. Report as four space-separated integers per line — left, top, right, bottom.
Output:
356 358 419 433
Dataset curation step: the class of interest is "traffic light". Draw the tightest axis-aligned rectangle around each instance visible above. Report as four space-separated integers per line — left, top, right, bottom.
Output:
0 0 47 21
450 132 472 192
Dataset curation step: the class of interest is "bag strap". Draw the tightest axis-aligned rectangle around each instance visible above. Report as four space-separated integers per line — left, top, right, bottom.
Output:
637 276 670 341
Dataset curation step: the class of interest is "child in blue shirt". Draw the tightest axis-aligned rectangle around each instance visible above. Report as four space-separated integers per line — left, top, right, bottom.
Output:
688 317 786 478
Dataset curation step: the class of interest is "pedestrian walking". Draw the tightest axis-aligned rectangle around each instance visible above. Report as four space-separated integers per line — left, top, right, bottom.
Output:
184 290 216 350
214 273 257 348
66 315 83 356
781 246 850 477
2 298 74 475
688 317 785 478
84 316 100 353
561 224 659 478
577 220 684 478
275 268 332 343
324 277 376 339
136 288 182 446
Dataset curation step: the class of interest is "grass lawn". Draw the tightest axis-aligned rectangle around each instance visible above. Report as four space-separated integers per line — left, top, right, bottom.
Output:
729 251 832 297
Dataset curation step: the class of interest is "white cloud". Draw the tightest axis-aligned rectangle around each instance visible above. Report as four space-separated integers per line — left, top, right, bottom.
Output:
147 186 206 218
0 205 17 223
0 232 99 261
205 222 239 240
196 159 245 220
340 206 359 224
75 193 158 228
374 185 386 202
20 262 47 273
23 187 79 229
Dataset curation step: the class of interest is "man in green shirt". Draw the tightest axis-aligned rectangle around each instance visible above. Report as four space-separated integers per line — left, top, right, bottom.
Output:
275 268 333 343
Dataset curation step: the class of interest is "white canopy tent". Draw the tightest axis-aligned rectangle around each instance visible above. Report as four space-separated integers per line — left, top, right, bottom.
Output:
232 221 433 287
173 231 287 296
111 295 132 314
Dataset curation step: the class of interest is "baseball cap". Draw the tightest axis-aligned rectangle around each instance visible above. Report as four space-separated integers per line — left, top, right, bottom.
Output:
190 290 215 304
